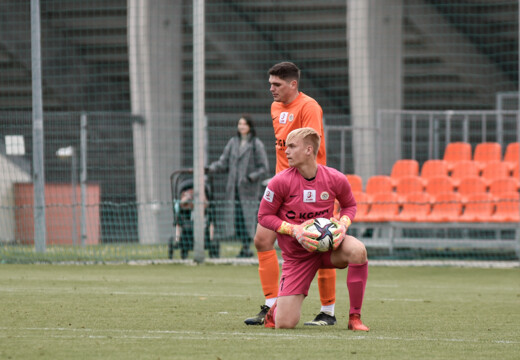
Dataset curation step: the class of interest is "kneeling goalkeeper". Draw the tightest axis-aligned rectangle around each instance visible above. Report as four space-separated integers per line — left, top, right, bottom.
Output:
257 127 370 330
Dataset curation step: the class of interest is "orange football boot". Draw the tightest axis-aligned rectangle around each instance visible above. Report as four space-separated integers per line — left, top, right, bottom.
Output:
264 301 277 328
348 313 370 331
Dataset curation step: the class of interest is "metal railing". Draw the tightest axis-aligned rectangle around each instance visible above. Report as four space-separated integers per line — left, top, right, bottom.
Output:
378 109 520 163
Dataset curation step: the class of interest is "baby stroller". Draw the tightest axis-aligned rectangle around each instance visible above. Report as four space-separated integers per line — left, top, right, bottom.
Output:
168 168 219 259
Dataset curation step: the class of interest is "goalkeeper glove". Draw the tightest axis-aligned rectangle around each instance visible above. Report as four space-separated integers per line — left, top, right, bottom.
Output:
329 215 351 250
277 219 319 252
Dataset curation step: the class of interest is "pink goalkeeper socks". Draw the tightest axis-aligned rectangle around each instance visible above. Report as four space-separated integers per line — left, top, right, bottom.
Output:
347 261 368 314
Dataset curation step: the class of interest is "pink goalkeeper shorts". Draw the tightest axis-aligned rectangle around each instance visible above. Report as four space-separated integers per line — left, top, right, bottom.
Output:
278 251 346 297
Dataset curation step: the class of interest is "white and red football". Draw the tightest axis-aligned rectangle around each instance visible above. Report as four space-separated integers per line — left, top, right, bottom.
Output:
307 217 337 252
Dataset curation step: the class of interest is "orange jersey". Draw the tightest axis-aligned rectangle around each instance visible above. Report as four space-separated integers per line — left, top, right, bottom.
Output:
271 92 326 173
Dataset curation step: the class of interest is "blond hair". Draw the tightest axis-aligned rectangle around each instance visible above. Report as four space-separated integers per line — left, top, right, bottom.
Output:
286 127 321 156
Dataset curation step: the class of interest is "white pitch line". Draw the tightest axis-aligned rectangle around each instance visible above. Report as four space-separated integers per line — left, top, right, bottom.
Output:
378 298 427 302
3 287 518 304
0 327 518 345
0 287 250 298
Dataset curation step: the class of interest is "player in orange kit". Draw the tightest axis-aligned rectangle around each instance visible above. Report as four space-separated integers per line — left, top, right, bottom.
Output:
244 62 337 326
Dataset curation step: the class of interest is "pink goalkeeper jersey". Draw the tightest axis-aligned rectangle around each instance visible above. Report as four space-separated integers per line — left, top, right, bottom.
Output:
258 165 357 261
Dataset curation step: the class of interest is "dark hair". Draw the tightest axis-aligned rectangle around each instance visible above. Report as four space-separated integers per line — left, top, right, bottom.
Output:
268 62 300 83
237 114 256 137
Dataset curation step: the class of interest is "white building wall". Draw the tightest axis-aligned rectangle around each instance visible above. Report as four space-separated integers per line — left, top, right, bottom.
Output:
0 154 31 242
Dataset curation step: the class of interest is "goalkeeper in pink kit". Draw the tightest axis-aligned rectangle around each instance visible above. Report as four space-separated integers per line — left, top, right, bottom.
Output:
257 127 369 330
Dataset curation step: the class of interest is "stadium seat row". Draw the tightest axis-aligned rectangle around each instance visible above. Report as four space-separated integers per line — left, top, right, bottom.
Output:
343 141 520 223
443 141 520 172
346 142 520 194
352 190 519 223
360 174 519 200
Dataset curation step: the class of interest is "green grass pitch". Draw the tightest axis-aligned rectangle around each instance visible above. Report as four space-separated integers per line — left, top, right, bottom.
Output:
0 264 518 359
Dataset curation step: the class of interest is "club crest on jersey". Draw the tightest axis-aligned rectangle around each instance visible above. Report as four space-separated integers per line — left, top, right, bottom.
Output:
303 190 316 203
263 187 274 202
288 113 294 122
320 191 330 200
279 112 288 124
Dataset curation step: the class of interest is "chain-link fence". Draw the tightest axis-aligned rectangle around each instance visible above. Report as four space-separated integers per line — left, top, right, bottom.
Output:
0 0 518 262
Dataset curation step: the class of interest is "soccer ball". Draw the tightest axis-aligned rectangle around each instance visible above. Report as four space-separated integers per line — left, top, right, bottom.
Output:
307 217 337 252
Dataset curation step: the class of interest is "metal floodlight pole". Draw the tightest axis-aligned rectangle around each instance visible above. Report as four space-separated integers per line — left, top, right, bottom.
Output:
31 0 46 253
71 147 78 246
516 0 520 258
80 113 88 247
193 0 206 263
56 146 80 246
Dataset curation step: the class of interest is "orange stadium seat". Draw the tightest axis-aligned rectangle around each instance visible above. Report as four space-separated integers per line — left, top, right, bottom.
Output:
503 142 520 172
458 192 495 222
450 160 480 187
352 191 371 222
457 176 487 202
420 159 449 181
365 175 393 195
333 184 368 219
427 192 463 222
443 142 472 171
395 176 425 202
490 192 520 223
395 192 431 222
362 192 400 222
480 161 511 188
390 159 419 186
346 174 363 193
425 176 455 196
473 142 502 171
488 177 519 196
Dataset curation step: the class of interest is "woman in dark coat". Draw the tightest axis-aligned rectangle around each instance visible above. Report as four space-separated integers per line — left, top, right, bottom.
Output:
208 115 269 257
